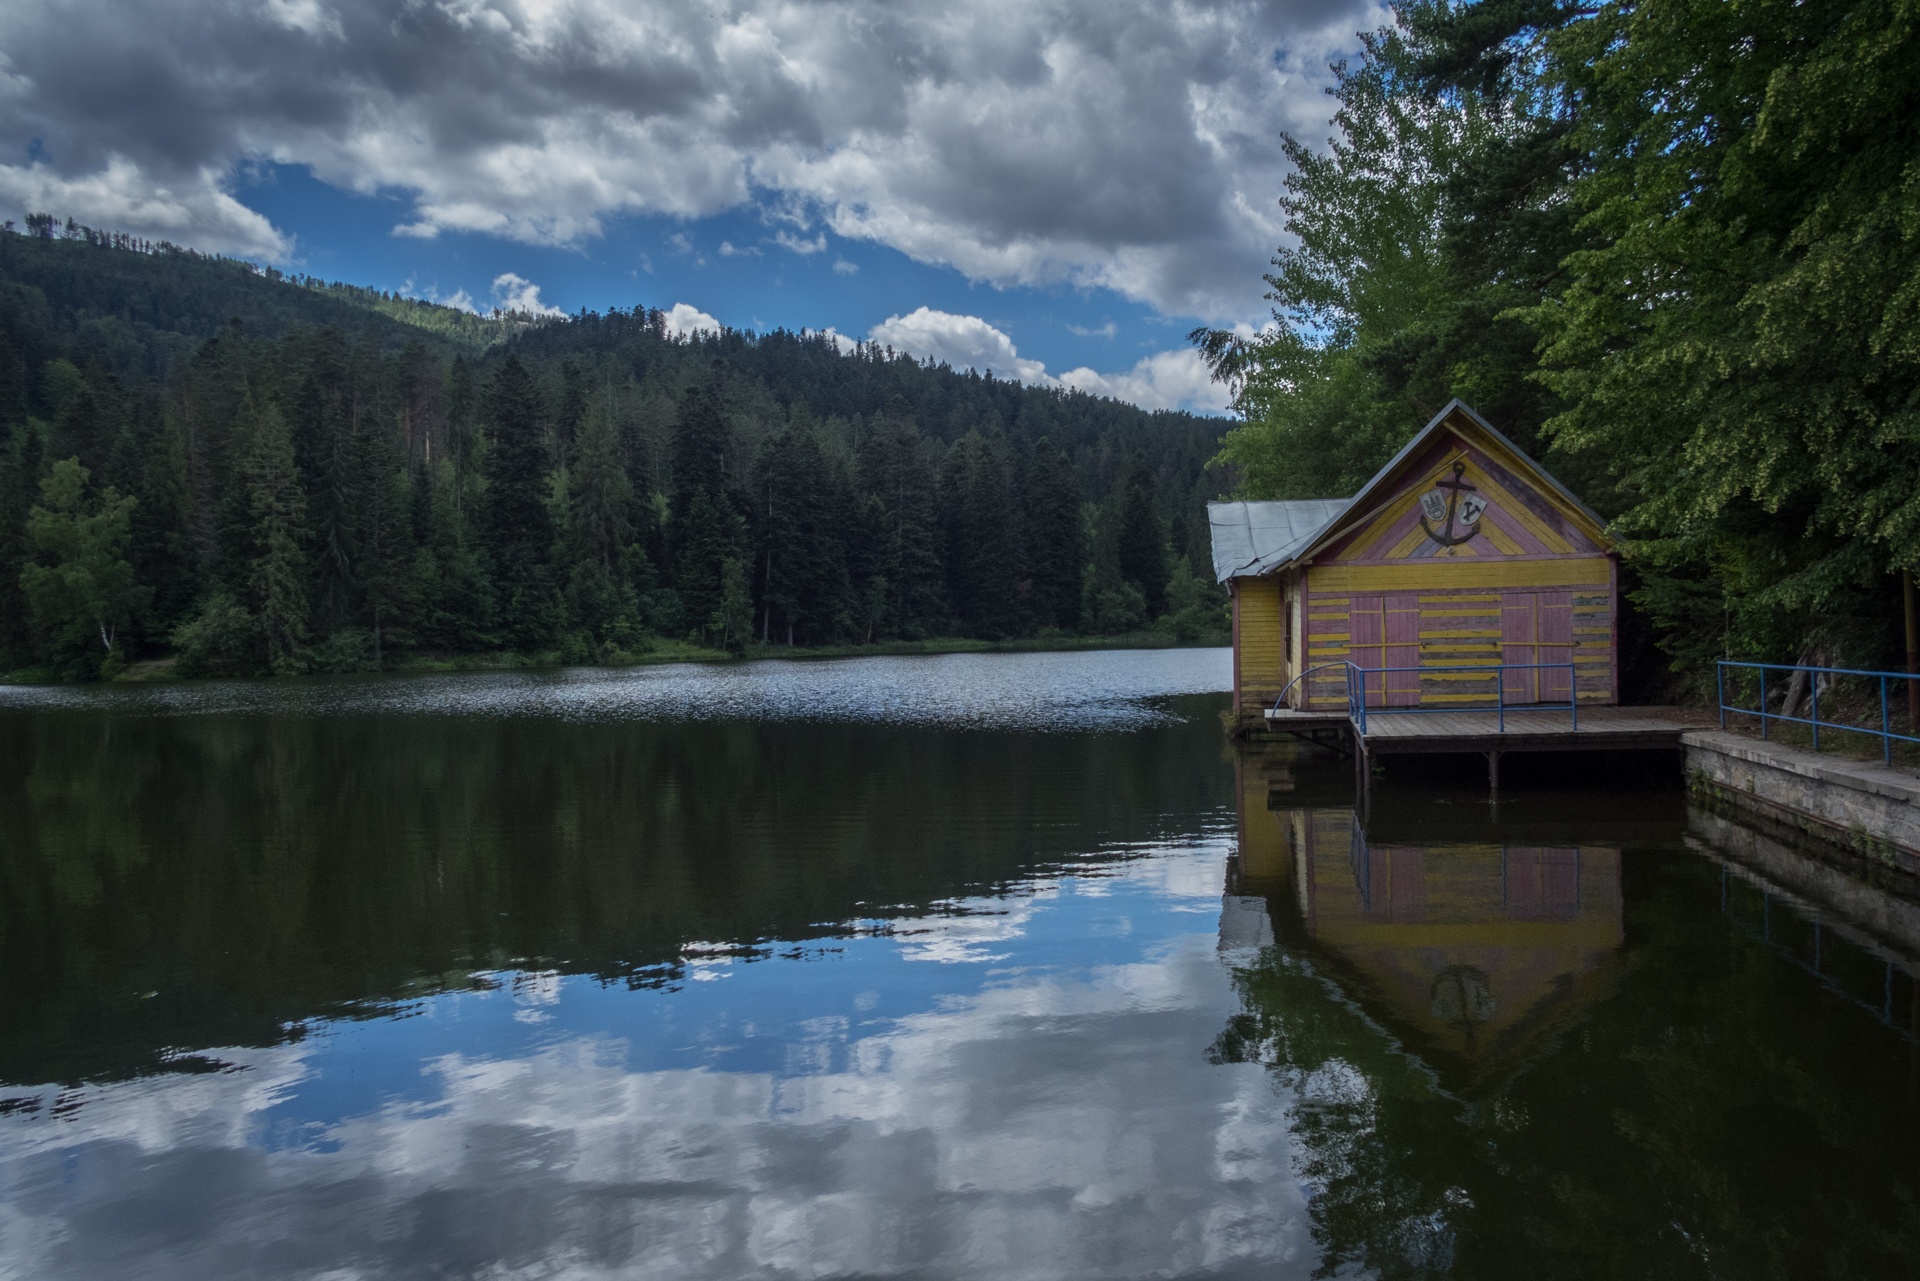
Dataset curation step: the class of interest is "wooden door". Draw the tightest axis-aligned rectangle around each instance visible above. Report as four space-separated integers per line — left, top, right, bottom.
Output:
1537 591 1573 701
1384 593 1421 706
1348 594 1385 707
1501 594 1538 702
1501 590 1575 704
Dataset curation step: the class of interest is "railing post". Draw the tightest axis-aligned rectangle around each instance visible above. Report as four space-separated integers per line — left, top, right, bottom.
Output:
1570 664 1578 731
1883 675 1892 765
1760 667 1769 740
1811 672 1820 751
1497 666 1505 734
1717 663 1726 731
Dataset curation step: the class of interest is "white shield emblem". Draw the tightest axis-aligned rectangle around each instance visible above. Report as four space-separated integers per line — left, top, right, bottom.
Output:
1457 493 1487 527
1420 489 1448 523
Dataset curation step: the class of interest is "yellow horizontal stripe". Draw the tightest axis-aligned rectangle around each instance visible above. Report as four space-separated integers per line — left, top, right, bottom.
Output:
1420 628 1501 639
1310 558 1611 592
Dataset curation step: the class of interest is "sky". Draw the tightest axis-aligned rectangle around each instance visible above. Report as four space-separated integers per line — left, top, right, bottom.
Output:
0 0 1382 414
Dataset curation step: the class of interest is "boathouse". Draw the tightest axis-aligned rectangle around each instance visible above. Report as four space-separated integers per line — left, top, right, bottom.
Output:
1210 400 1618 731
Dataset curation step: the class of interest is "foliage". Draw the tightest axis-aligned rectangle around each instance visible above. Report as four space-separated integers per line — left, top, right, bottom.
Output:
17 457 144 677
0 222 1232 678
169 590 262 677
1194 0 1920 686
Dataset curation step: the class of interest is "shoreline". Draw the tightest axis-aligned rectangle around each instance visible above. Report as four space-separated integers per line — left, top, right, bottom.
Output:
2 631 1230 685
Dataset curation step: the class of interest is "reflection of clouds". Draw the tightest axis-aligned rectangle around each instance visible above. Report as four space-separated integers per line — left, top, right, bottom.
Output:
0 931 1311 1278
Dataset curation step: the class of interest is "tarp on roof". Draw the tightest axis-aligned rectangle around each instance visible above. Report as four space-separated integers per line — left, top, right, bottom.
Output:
1207 499 1351 583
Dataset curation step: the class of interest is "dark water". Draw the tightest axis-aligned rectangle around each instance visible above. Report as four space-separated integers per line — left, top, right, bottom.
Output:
1 650 1918 1279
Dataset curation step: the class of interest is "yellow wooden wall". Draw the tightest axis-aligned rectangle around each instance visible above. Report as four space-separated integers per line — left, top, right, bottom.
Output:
1234 575 1285 719
1301 558 1614 709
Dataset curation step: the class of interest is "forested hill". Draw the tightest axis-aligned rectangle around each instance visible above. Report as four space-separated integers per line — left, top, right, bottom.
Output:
0 222 1229 678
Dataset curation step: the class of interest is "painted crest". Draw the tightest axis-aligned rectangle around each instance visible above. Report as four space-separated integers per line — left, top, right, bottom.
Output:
1419 460 1483 548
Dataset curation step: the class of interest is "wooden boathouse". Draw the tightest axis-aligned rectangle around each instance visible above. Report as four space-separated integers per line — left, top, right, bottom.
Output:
1211 399 1620 734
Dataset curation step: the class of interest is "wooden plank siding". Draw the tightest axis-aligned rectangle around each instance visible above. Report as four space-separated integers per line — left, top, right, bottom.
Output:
1234 574 1287 719
1219 406 1619 723
1300 574 1615 710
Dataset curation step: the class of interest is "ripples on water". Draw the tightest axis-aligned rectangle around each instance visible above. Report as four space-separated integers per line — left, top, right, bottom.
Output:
0 648 1234 730
4 648 1920 1279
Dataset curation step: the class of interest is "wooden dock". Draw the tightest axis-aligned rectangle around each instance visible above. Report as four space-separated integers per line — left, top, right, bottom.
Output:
1264 703 1697 792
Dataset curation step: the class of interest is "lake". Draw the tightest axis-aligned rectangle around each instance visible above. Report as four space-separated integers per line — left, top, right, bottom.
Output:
2 648 1917 1279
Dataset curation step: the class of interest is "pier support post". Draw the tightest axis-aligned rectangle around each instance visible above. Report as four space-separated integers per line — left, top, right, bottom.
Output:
1487 750 1501 798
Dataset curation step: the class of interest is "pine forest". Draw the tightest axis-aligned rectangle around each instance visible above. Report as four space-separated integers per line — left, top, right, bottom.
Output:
0 224 1229 680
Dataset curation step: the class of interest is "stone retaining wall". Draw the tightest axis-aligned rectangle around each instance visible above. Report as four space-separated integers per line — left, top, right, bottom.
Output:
1683 730 1920 876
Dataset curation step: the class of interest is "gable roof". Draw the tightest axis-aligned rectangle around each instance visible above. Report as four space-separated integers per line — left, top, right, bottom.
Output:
1206 400 1611 582
1207 499 1351 583
1302 399 1610 563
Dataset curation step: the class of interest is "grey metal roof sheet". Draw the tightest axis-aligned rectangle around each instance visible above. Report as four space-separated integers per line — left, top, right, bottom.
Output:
1207 499 1351 583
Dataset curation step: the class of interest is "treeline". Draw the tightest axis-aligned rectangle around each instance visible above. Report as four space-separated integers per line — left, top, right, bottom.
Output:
0 227 1226 678
1197 0 1920 694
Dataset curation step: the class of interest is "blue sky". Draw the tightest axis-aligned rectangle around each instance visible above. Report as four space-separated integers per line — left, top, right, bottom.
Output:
238 161 1189 391
0 0 1379 412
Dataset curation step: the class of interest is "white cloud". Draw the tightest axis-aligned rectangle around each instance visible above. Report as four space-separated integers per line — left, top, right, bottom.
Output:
869 307 1049 383
0 156 291 260
1058 349 1231 414
663 301 722 338
402 275 480 313
259 0 342 39
869 308 1228 413
773 229 826 255
0 0 1382 321
1068 322 1117 339
718 239 760 257
831 258 858 275
489 271 564 316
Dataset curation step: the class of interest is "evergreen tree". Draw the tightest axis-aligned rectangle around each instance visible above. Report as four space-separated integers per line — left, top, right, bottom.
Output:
940 432 1020 638
353 407 415 665
0 423 43 668
484 355 556 649
857 409 947 638
1024 438 1085 631
1113 453 1169 618
677 487 744 643
245 406 310 674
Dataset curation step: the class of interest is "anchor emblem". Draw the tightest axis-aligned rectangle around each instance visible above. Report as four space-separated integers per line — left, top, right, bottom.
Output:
1419 460 1486 548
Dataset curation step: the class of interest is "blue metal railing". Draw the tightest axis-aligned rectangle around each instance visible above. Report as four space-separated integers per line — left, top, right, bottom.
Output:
1716 660 1920 764
1271 662 1351 714
1344 661 1579 736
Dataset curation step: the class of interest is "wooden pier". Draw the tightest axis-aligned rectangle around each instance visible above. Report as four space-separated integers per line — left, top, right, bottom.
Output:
1265 703 1694 794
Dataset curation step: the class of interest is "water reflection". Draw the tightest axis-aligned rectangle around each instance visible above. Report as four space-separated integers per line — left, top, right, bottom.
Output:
1 650 1334 1280
1216 741 1920 1279
11 653 1920 1278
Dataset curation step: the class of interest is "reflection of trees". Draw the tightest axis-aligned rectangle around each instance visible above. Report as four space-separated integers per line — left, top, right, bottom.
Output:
0 695 1232 1086
1212 854 1920 1279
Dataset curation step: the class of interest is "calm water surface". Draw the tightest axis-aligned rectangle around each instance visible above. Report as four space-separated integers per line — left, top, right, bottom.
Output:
2 649 1918 1279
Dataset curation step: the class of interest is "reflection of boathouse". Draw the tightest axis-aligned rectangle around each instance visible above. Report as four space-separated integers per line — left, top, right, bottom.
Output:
1228 759 1625 1092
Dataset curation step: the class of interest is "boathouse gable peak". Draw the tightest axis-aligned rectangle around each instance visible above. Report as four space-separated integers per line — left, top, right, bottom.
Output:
1296 400 1611 569
1313 433 1609 566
